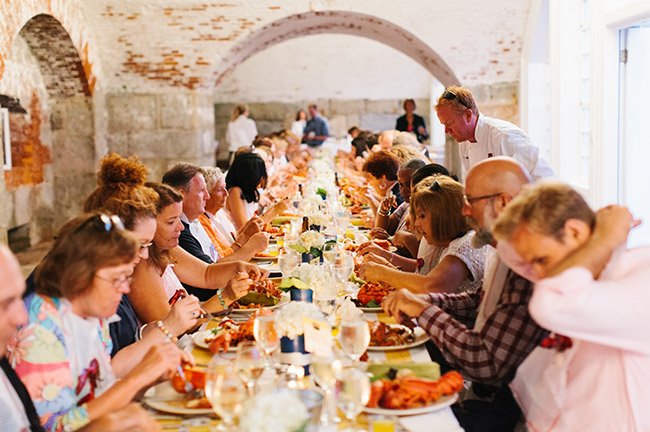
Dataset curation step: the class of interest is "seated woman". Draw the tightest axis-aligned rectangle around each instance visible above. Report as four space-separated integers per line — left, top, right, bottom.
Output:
200 166 267 259
360 150 404 216
359 175 487 295
84 153 202 355
493 181 650 432
129 182 263 317
12 213 191 432
361 163 452 268
371 158 426 240
225 152 289 230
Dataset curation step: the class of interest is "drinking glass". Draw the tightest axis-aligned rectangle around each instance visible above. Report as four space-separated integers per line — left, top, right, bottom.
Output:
235 341 266 396
253 315 279 358
205 358 245 431
322 242 338 265
338 319 370 362
337 367 372 431
331 251 355 295
278 249 300 275
311 353 343 425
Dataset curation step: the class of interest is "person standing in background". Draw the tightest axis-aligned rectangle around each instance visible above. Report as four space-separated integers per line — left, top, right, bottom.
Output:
226 104 257 166
291 109 307 138
396 99 429 143
302 104 329 147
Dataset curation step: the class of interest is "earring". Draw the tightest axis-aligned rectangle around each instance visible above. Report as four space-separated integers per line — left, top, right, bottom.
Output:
379 180 386 191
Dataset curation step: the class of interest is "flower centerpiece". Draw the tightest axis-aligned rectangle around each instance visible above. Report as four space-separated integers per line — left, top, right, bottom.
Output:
274 301 324 375
287 230 332 263
279 263 336 302
239 391 309 432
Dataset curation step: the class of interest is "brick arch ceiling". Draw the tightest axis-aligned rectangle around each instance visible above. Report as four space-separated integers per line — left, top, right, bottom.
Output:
206 10 460 91
17 14 90 98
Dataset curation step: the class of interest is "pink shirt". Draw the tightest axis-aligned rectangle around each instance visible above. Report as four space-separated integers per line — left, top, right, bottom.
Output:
511 246 650 431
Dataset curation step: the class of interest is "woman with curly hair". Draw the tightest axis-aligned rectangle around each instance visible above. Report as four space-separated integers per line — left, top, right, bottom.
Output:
360 150 404 215
84 154 202 355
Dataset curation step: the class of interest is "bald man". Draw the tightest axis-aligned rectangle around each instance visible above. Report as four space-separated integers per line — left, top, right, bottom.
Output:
0 246 161 432
382 157 547 431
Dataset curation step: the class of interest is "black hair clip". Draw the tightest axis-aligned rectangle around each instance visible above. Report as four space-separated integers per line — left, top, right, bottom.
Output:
430 180 441 192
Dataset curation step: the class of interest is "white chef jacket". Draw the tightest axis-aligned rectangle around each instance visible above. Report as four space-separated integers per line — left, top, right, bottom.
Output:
459 114 555 181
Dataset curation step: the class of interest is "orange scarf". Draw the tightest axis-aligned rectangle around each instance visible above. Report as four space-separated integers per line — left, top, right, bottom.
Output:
198 214 234 257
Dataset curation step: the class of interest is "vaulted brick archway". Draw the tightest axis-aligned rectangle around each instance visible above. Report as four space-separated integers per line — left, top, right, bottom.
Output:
0 13 96 245
206 10 460 90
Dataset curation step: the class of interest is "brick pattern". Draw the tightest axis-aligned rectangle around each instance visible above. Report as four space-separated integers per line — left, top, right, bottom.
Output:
19 15 90 98
4 91 52 190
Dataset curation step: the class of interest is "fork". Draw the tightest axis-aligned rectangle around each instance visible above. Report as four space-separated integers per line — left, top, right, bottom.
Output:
176 366 193 393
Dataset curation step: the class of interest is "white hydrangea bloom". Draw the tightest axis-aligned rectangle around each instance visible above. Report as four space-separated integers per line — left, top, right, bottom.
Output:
239 392 308 432
275 301 324 339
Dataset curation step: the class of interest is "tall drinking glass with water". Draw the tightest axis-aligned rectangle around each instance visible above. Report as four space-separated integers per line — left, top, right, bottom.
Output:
205 357 246 431
339 319 370 363
311 353 343 425
337 367 372 431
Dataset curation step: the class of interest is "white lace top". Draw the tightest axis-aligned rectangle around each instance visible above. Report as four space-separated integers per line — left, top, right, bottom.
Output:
439 230 488 294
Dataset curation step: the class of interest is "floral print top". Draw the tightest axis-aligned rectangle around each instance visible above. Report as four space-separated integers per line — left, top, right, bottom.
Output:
9 293 115 432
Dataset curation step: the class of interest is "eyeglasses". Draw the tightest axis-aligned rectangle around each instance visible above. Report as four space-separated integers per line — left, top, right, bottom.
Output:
463 193 503 206
442 90 468 109
140 241 154 250
95 274 133 289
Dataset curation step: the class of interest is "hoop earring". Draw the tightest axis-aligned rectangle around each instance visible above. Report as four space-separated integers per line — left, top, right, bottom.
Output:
379 180 386 191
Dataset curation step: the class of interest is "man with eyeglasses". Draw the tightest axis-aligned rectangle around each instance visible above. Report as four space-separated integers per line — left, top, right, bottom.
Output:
382 157 547 431
435 85 555 181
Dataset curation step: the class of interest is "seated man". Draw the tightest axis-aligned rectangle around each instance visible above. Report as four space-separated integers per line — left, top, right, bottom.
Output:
0 246 159 432
382 157 548 431
493 180 650 432
162 162 269 300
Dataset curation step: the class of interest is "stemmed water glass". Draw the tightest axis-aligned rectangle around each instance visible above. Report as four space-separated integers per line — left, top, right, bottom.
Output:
331 251 355 295
336 367 371 431
278 249 300 276
253 315 279 367
311 352 343 425
205 357 246 431
235 341 266 396
338 319 370 363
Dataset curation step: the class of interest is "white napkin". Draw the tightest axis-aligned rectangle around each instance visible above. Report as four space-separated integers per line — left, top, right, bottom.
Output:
337 297 364 321
398 408 463 432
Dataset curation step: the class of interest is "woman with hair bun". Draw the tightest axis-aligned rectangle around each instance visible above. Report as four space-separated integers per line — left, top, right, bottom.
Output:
84 153 202 355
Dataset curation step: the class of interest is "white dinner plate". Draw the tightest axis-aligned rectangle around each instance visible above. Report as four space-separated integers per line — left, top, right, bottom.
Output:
230 294 289 314
364 393 458 416
191 329 238 352
358 305 383 313
367 326 428 351
142 382 214 416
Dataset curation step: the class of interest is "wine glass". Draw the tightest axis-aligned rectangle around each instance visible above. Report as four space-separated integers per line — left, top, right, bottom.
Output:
278 249 300 276
338 319 370 363
205 358 245 431
332 251 355 295
235 341 266 396
311 353 343 425
322 242 338 265
253 315 279 357
336 367 371 431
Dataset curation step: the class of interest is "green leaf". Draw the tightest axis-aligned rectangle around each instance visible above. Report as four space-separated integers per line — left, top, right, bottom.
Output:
367 300 380 308
289 244 308 254
316 188 327 198
309 246 322 258
279 277 310 290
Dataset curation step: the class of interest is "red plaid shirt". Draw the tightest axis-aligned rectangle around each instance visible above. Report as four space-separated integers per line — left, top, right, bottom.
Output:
418 268 547 386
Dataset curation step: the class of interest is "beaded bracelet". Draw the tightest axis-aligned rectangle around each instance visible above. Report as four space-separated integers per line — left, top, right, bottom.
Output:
217 288 226 308
156 320 178 343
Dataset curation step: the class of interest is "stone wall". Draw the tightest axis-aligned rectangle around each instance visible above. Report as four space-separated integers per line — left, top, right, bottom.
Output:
105 91 217 182
214 97 430 160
